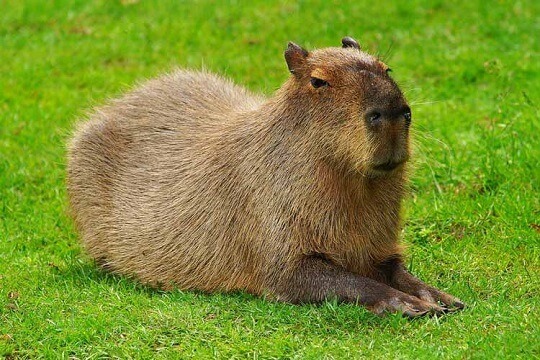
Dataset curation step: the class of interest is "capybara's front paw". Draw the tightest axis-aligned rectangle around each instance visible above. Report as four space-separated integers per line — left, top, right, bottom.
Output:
368 290 447 318
413 286 465 312
391 269 466 312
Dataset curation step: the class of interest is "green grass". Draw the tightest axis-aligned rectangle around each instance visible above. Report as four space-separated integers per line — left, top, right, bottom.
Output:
1 0 539 358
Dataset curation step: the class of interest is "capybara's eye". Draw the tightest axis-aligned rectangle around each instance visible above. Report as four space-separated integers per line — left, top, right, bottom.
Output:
310 77 329 88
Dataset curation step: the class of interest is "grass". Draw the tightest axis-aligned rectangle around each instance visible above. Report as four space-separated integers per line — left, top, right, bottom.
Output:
1 0 539 358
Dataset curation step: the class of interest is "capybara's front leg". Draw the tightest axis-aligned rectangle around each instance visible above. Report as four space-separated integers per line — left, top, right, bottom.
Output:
377 257 465 312
272 256 446 317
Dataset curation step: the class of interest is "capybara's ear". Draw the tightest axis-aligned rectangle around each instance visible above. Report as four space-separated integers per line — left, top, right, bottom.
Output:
284 42 308 76
342 36 360 50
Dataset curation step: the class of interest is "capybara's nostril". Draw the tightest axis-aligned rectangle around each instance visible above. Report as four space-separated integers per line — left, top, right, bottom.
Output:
403 110 412 126
365 111 382 127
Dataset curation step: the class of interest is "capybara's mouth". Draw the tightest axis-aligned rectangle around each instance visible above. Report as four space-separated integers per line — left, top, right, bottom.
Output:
373 161 404 172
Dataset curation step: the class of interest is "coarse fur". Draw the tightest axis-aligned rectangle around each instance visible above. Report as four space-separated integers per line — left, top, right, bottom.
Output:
67 38 464 316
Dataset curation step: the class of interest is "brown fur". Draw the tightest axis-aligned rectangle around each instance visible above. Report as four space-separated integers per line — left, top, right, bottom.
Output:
67 38 464 316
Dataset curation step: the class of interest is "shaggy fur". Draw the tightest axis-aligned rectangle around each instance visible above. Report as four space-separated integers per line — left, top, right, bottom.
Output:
67 38 464 316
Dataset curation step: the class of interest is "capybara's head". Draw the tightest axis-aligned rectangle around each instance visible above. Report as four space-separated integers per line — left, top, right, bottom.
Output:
284 37 411 177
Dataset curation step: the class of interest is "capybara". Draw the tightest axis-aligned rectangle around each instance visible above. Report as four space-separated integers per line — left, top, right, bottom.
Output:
67 37 464 316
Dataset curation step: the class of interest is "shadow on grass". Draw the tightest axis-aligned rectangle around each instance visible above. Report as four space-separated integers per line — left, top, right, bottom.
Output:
54 257 461 329
52 258 163 296
55 257 266 304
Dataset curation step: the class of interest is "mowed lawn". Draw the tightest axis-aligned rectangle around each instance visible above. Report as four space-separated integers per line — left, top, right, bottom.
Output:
1 0 539 358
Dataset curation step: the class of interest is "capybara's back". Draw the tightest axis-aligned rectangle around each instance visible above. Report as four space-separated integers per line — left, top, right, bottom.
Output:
68 38 464 316
68 70 266 291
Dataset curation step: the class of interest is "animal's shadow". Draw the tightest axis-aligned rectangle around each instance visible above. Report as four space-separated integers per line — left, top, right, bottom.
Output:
54 258 455 330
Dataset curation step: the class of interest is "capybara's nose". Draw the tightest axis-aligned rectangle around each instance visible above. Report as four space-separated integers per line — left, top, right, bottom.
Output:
364 106 412 129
